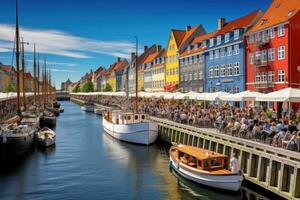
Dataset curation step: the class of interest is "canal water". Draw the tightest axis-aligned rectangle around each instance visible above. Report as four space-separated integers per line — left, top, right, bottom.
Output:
0 101 272 200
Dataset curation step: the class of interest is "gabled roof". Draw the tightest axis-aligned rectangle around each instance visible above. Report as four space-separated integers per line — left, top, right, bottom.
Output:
171 29 186 47
180 31 217 58
216 10 262 35
114 60 129 72
249 0 300 33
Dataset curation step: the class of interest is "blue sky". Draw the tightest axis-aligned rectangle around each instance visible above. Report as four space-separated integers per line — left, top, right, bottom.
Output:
0 0 271 88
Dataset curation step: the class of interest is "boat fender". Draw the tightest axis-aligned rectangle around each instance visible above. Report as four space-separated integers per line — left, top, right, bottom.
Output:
2 136 7 143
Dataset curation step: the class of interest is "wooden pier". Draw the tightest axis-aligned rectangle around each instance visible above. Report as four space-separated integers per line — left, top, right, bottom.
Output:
151 117 300 200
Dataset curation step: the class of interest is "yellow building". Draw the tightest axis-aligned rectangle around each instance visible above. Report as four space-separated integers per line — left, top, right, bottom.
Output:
107 72 116 92
165 25 206 91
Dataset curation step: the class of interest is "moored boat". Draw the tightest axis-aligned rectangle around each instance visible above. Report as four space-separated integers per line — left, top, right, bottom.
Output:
81 102 95 112
35 127 56 147
94 108 105 115
0 124 35 161
169 144 243 192
59 107 64 113
102 110 158 145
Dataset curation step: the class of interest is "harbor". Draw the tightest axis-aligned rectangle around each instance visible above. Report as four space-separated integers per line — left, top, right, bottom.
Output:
0 101 278 200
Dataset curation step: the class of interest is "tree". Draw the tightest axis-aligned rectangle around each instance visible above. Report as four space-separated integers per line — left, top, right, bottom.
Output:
104 83 112 92
82 81 94 93
4 84 15 92
72 84 80 93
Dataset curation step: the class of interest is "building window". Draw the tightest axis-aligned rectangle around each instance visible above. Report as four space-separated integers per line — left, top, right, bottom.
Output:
255 51 261 62
181 74 184 81
227 46 233 56
268 71 274 82
194 72 198 80
269 28 275 38
249 34 254 43
210 38 214 47
214 65 220 77
234 62 240 76
233 86 240 93
220 48 225 57
185 73 188 81
278 25 285 37
225 33 230 43
217 35 222 45
234 29 240 40
250 53 254 64
262 50 267 62
209 67 214 78
261 72 267 82
278 70 285 82
278 46 285 60
189 73 193 81
209 51 214 60
199 71 203 80
256 72 260 82
220 65 226 77
234 44 239 55
227 64 233 76
215 50 219 59
255 32 261 42
268 48 275 61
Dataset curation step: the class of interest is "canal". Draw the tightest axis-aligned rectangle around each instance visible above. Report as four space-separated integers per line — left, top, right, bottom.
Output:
0 101 272 200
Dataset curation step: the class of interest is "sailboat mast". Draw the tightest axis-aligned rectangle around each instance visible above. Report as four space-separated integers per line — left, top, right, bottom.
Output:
135 36 138 113
33 43 37 105
44 57 48 105
37 53 40 106
15 0 21 114
21 38 26 111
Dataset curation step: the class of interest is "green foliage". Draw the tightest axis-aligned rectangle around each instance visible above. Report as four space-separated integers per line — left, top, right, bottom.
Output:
4 84 15 92
72 84 80 93
104 83 112 92
82 81 94 93
265 109 273 119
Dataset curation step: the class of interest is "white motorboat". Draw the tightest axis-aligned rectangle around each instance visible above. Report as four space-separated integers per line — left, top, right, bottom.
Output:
94 108 105 115
102 110 158 145
169 144 243 192
35 127 56 147
81 102 95 112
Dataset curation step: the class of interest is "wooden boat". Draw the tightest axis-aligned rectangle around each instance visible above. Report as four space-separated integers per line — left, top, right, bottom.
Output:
0 124 35 161
102 110 158 145
40 110 56 128
81 102 95 112
169 144 243 192
35 127 56 147
94 108 105 115
53 101 61 109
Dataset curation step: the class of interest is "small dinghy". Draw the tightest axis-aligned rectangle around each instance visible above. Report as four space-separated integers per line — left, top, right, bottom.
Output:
35 127 56 147
81 102 95 112
59 107 64 113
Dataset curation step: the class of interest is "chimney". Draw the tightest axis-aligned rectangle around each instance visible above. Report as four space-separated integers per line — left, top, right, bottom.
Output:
157 45 162 52
186 25 192 31
218 18 226 30
117 57 121 62
144 46 148 52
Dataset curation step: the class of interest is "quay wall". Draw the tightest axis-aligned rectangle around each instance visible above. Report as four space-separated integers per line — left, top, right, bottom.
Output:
70 95 300 199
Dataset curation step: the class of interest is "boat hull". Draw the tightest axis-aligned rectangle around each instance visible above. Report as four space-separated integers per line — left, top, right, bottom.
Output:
0 131 35 161
81 106 94 112
40 116 56 128
36 136 56 148
102 117 158 145
169 156 243 192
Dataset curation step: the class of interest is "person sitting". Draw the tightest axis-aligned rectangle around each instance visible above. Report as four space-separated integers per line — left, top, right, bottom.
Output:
287 131 298 151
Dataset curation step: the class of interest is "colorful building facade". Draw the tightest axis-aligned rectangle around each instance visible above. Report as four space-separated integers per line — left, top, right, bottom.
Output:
165 25 206 92
204 11 262 94
246 0 300 93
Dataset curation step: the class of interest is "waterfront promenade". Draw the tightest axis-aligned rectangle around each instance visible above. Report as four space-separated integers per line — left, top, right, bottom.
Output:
69 95 300 200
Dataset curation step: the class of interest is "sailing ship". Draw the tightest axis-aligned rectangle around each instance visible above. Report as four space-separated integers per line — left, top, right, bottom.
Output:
169 144 243 192
0 0 36 161
102 37 158 145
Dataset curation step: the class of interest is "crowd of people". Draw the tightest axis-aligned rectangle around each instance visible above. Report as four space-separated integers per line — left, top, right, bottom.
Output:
72 94 300 152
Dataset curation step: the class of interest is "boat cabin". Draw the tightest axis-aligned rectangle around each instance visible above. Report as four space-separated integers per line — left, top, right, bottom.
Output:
172 145 229 171
104 110 149 125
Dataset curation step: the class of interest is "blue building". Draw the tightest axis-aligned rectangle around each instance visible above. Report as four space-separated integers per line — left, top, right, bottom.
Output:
204 11 262 94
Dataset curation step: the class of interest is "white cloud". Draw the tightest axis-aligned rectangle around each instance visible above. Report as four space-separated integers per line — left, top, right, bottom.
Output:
0 47 10 52
50 68 76 73
27 60 77 67
0 24 135 59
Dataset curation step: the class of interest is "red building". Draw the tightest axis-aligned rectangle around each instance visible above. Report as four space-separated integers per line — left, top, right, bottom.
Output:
245 0 300 93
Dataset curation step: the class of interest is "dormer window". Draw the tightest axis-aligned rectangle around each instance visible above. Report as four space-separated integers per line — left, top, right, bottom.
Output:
287 9 295 17
209 38 214 47
217 36 222 45
234 29 240 40
225 33 230 43
187 45 191 51
195 43 199 49
203 40 207 47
